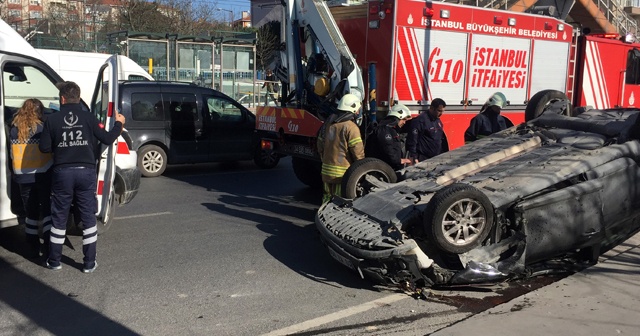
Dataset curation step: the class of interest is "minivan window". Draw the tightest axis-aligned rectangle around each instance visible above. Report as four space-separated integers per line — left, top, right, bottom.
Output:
205 96 242 123
2 63 59 109
131 93 163 121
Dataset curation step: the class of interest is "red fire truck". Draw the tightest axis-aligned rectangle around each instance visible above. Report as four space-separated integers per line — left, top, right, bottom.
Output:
256 0 640 186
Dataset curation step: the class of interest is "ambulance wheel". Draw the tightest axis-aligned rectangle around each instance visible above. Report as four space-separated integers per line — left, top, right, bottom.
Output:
525 90 572 122
341 158 397 199
292 157 322 188
97 192 117 235
138 145 167 177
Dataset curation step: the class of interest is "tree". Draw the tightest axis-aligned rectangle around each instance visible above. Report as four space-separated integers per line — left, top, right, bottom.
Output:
118 0 170 33
256 21 280 71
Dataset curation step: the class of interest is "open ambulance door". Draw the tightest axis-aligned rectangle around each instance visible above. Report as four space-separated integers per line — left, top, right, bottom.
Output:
90 55 118 231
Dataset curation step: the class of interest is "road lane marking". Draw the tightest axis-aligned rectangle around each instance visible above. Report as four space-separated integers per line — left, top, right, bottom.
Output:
261 293 409 336
114 212 173 220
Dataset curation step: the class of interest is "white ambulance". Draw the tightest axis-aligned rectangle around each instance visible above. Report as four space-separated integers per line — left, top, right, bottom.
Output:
0 19 140 233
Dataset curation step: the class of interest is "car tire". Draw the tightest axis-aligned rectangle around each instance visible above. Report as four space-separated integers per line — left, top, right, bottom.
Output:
341 158 397 199
525 89 572 122
423 183 494 254
138 145 167 177
292 157 322 188
254 146 280 169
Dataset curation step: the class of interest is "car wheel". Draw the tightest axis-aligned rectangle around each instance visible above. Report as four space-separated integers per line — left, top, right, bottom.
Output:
254 146 280 169
424 183 494 254
292 157 323 188
341 158 397 199
525 89 572 122
138 145 167 177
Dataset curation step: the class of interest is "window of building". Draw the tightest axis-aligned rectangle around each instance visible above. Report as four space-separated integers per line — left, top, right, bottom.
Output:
9 10 21 17
29 11 42 19
29 0 41 5
9 0 21 4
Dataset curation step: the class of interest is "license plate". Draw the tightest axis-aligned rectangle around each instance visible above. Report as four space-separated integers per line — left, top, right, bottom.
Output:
328 246 355 270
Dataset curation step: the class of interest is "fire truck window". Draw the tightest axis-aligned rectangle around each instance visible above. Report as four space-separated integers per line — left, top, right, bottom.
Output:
625 49 640 85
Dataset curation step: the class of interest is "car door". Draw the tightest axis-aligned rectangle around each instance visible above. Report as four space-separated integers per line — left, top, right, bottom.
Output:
163 91 205 162
0 53 65 227
90 55 119 225
203 93 254 161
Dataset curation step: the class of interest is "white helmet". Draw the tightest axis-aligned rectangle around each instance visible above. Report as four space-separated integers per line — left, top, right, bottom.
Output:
337 93 362 114
387 104 411 120
486 92 507 108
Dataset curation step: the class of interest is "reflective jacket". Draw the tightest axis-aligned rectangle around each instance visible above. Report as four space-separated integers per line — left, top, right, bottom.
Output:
10 122 53 184
317 113 365 184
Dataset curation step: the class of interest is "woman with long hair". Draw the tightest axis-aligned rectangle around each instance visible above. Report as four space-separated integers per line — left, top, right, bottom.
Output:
10 98 53 259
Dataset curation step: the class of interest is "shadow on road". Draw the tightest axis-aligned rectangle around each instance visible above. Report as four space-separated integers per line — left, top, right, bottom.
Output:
202 193 378 292
0 259 137 335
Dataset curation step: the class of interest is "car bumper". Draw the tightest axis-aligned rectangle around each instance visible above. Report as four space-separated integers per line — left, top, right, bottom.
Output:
315 199 435 285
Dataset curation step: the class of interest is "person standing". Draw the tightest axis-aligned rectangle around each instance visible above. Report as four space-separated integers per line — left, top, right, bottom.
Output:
317 94 365 203
262 69 278 104
9 99 53 259
40 81 125 273
464 92 514 143
365 103 413 171
405 98 449 162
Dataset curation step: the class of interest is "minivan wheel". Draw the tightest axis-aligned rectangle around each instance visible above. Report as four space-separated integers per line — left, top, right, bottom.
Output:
254 146 280 169
138 145 167 177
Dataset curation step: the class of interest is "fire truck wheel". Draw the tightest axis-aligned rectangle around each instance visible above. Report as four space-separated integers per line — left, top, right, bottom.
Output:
423 183 494 254
341 158 397 199
254 146 280 169
525 90 572 122
292 157 322 188
138 145 167 177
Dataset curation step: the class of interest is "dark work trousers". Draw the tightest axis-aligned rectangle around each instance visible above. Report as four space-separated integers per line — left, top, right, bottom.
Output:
18 171 53 251
48 167 98 268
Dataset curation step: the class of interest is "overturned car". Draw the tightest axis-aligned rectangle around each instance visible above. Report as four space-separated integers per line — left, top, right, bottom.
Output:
316 103 640 288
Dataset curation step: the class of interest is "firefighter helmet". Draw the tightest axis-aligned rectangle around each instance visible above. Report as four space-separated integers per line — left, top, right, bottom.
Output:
337 94 362 114
486 92 507 109
387 104 412 120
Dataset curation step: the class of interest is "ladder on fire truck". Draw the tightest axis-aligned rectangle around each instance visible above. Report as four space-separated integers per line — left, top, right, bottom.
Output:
567 33 579 103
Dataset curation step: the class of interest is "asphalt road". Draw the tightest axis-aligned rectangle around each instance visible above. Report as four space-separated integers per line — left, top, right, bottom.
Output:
0 158 569 335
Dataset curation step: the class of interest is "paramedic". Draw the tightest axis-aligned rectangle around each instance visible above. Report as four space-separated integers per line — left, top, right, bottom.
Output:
405 98 449 162
40 81 125 273
9 98 53 259
317 94 365 203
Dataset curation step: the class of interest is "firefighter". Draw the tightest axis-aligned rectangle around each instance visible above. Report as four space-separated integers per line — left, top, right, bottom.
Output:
317 93 365 203
9 98 53 259
405 98 449 162
39 81 125 273
365 103 414 171
464 92 514 143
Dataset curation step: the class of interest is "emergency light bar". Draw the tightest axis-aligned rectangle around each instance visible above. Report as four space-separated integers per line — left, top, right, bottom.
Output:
591 33 621 39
